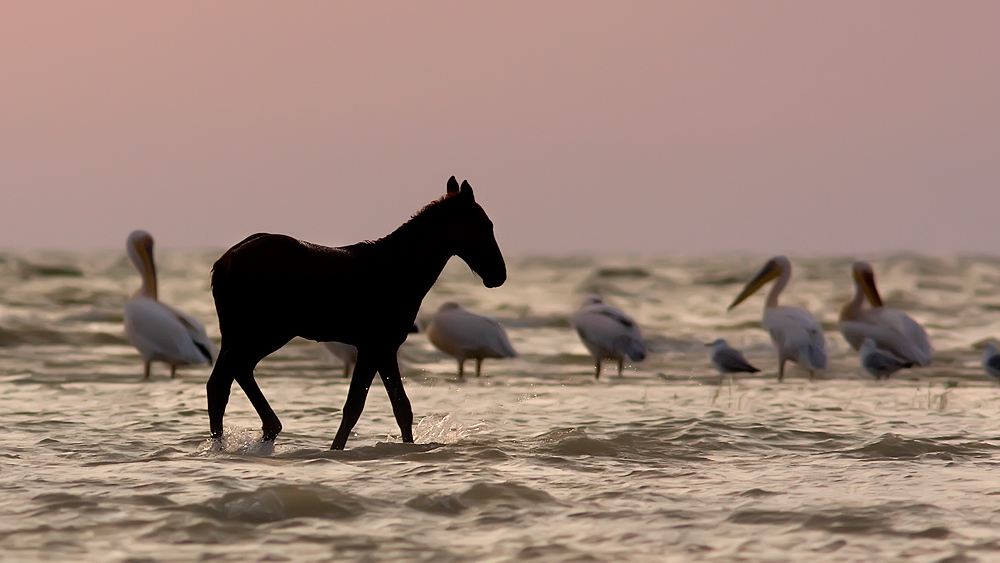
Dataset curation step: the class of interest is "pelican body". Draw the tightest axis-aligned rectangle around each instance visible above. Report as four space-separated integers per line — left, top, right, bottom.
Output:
321 341 358 378
839 261 932 367
124 230 215 379
984 343 1000 382
426 302 516 378
859 338 913 380
571 295 647 379
728 256 826 381
708 338 760 383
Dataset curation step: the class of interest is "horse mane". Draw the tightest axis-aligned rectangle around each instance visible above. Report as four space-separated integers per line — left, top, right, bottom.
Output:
357 191 463 247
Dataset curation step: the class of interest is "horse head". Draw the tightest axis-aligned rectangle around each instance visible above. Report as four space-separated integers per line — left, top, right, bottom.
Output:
446 177 507 288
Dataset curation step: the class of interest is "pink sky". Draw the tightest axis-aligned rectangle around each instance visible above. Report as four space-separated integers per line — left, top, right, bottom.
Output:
2 3 998 255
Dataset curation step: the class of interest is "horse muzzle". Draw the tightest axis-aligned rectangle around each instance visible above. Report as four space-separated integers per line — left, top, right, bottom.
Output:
483 272 507 288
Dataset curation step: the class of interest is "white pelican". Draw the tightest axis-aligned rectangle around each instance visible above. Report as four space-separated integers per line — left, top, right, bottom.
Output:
321 322 418 379
321 341 358 378
728 256 826 381
859 338 913 380
839 260 932 367
571 295 647 379
123 230 215 379
984 343 1000 382
426 302 516 378
707 338 760 383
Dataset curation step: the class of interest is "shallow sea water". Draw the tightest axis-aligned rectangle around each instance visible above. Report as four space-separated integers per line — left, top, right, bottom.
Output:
3 251 1000 562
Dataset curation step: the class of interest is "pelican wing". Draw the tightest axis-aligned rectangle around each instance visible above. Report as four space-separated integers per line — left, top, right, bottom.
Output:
840 309 931 366
984 349 1000 380
125 297 214 366
763 306 826 370
572 305 646 362
161 302 216 363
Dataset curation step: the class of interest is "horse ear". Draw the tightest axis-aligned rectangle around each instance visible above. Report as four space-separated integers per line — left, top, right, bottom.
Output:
446 176 459 194
460 180 474 198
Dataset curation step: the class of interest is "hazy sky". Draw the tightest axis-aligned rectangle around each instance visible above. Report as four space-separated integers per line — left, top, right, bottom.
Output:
2 3 998 255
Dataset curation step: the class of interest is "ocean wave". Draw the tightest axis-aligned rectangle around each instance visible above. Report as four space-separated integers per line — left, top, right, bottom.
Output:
182 484 377 524
837 433 998 460
729 502 953 539
529 427 712 461
405 481 556 515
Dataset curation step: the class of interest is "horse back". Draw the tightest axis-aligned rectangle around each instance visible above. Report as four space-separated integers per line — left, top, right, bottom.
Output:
211 234 403 345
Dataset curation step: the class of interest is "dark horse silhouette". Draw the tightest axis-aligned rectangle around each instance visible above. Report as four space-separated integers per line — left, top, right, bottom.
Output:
207 177 506 449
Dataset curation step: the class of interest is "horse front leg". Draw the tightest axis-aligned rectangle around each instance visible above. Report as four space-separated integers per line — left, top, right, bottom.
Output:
331 353 378 450
378 353 414 444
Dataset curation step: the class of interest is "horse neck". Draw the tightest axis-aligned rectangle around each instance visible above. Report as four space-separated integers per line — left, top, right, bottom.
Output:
377 214 456 295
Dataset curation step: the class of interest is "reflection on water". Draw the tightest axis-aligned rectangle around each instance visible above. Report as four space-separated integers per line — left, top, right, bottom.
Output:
2 251 1000 561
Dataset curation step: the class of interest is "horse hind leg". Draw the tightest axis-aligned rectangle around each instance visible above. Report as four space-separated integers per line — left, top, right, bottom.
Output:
207 349 239 439
208 344 284 442
236 370 283 441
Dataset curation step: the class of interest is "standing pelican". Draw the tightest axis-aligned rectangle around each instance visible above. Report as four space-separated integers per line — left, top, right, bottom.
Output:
707 338 760 383
859 338 913 380
983 343 1000 382
839 260 932 366
728 256 826 381
124 230 215 379
571 295 647 379
426 302 516 378
321 341 358 378
321 322 419 378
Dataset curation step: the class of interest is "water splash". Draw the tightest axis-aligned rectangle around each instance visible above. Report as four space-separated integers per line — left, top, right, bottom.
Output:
196 427 276 456
413 413 491 444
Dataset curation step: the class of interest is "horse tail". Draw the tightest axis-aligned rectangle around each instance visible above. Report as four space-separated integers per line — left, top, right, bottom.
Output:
210 250 235 338
212 237 264 336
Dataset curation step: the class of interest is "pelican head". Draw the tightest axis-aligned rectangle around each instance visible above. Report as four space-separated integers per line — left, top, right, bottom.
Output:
126 230 157 300
852 261 882 308
728 255 789 311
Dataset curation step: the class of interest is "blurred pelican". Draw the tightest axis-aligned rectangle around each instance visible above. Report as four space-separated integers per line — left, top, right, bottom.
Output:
707 338 760 383
859 338 913 380
426 302 516 378
728 256 826 381
571 295 647 379
983 343 1000 382
124 230 215 379
321 323 419 378
839 260 932 367
321 341 358 378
